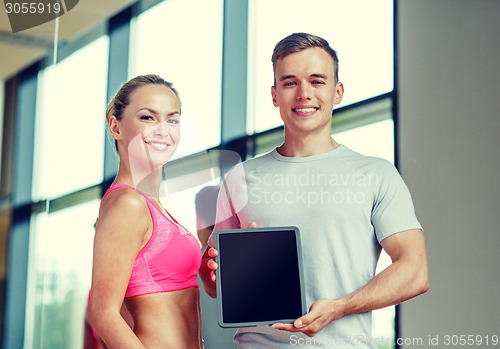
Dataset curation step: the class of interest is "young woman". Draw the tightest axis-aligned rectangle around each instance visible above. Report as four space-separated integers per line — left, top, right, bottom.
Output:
90 75 203 349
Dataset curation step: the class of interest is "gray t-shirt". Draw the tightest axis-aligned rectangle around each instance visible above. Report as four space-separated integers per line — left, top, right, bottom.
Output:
209 145 422 348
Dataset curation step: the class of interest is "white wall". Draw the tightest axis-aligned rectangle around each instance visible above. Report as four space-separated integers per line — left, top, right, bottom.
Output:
397 0 500 346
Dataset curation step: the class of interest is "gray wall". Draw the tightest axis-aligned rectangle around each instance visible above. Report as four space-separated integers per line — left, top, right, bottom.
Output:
397 0 500 346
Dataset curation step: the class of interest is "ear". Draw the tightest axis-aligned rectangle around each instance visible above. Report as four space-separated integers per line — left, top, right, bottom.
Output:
271 85 279 107
108 115 122 141
333 82 344 105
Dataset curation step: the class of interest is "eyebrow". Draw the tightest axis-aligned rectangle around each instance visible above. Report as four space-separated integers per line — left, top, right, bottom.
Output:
136 107 180 116
278 73 329 81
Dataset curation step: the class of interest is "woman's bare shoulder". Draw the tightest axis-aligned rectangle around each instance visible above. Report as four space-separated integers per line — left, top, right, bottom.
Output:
97 187 149 232
102 187 145 209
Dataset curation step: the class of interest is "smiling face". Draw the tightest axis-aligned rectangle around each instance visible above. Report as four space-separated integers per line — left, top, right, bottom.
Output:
271 47 344 139
109 84 181 171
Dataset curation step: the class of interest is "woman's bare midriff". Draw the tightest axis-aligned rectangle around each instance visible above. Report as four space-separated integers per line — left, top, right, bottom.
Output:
124 287 202 349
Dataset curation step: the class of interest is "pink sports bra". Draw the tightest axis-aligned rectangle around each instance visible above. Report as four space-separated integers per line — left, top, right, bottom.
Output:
102 183 201 297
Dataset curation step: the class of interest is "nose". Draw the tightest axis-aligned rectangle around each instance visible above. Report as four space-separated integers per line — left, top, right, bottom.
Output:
153 120 169 137
296 83 312 101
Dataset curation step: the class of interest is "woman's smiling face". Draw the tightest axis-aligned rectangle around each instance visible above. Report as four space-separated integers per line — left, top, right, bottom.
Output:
113 84 181 170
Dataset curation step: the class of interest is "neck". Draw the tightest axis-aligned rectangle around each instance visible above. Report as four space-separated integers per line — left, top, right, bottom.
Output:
136 176 163 200
115 165 164 200
278 135 340 157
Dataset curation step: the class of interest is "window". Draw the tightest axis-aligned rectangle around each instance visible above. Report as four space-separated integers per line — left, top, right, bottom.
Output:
33 36 109 200
131 0 223 158
335 119 395 164
247 0 394 133
25 200 100 349
25 34 109 348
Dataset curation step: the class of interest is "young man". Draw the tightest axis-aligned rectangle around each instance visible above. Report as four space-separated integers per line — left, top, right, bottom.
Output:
200 32 429 348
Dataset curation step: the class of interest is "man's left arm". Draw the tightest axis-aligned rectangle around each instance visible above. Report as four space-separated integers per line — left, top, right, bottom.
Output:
272 228 429 337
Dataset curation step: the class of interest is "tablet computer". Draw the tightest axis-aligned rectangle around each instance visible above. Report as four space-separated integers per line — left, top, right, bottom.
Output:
214 226 306 328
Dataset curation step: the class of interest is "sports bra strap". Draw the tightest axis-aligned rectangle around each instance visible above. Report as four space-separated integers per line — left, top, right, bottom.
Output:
102 183 135 199
102 183 189 232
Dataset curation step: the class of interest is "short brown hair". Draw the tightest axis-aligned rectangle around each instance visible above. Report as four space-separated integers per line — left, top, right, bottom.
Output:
271 32 339 83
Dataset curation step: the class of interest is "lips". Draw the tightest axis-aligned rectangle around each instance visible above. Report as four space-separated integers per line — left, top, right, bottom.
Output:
145 141 171 151
292 106 319 115
293 107 317 112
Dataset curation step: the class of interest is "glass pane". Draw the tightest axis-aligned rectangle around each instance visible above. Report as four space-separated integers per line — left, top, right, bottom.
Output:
131 0 223 158
33 36 109 200
26 199 99 349
248 0 394 133
335 119 394 164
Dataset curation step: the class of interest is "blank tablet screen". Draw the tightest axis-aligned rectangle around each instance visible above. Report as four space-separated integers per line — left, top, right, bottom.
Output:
215 226 305 328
